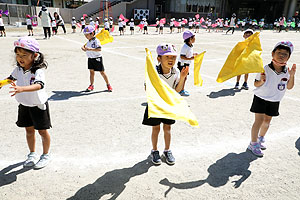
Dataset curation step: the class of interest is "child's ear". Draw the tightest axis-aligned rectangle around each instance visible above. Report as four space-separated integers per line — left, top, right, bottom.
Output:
157 56 161 63
271 51 275 58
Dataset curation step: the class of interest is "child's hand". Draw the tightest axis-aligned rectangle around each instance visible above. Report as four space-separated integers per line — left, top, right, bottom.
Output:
288 64 296 76
180 66 189 78
261 73 266 82
81 46 87 51
9 82 23 97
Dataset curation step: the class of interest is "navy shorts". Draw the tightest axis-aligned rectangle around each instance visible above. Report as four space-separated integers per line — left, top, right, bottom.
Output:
16 102 52 130
250 95 280 116
142 106 175 126
88 57 104 71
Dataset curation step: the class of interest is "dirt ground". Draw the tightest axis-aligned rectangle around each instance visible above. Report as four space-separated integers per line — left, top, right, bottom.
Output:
0 25 300 200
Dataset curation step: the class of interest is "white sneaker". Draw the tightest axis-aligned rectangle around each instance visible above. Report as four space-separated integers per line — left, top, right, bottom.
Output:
23 152 38 167
34 154 51 169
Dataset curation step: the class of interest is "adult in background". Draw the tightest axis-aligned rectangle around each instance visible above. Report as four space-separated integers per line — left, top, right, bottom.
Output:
226 13 236 34
54 12 66 34
38 5 52 39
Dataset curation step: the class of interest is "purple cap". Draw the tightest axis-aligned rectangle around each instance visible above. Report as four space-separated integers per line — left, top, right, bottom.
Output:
83 25 95 34
156 43 177 56
183 30 195 40
273 41 294 54
14 37 40 52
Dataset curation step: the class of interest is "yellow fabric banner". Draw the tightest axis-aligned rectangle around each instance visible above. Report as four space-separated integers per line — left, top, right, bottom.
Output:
194 51 206 86
145 48 199 127
95 29 114 45
0 79 12 87
216 32 264 83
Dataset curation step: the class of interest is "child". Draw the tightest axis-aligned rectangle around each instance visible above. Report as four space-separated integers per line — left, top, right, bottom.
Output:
109 17 113 30
80 17 86 32
177 30 197 96
129 18 134 35
159 20 164 34
89 18 95 27
241 19 246 31
143 43 189 165
81 25 112 92
195 19 200 33
155 18 159 32
170 18 174 34
207 19 212 33
1 37 51 169
118 18 124 35
71 17 76 33
104 18 110 31
95 17 100 32
248 41 296 157
26 15 33 36
143 18 148 34
188 18 193 30
297 21 300 32
0 14 6 37
177 19 182 33
234 29 254 90
51 18 57 35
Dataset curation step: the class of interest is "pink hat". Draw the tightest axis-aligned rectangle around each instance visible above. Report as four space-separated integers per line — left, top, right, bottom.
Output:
183 30 195 40
156 43 177 56
14 37 40 52
83 25 95 34
273 41 294 54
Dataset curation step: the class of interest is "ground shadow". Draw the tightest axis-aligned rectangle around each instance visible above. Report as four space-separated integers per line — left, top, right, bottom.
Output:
67 158 153 200
48 90 107 101
207 88 241 98
141 102 148 106
0 162 32 187
159 151 258 197
295 138 300 156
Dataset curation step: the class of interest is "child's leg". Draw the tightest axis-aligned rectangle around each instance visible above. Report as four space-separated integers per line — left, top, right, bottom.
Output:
259 115 272 137
26 126 36 152
99 71 110 85
152 125 160 150
38 130 51 154
89 69 95 85
244 73 249 83
163 124 171 150
251 113 264 142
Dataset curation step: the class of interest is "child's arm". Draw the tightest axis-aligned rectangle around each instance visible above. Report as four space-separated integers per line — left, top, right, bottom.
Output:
84 47 101 52
254 73 266 87
9 82 41 97
180 55 195 60
287 64 296 90
175 67 189 92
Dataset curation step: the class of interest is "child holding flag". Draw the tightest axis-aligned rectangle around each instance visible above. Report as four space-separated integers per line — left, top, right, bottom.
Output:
143 43 189 165
248 41 296 157
81 25 112 92
1 37 52 169
26 15 34 36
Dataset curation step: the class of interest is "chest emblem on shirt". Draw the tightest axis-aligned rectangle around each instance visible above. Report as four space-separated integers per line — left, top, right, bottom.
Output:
30 76 35 85
278 78 288 91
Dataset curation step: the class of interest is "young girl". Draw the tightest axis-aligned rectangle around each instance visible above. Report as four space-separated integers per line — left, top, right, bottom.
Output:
177 30 197 96
51 18 57 35
143 18 148 34
159 20 164 34
26 15 33 36
81 25 112 92
155 18 159 32
71 17 76 33
0 37 51 169
118 19 124 35
143 43 189 165
177 19 182 33
248 41 296 157
129 18 134 35
169 18 174 34
109 17 113 30
89 18 95 27
104 18 110 31
0 14 6 37
80 17 86 32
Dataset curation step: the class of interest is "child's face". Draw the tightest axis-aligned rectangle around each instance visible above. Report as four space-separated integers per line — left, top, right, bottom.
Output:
15 48 36 68
157 55 177 69
84 32 94 40
243 32 253 39
272 48 290 63
191 36 196 43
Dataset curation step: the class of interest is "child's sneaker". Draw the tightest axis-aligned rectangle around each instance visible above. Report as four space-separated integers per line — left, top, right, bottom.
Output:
234 82 239 89
86 85 94 91
258 136 266 150
162 150 175 165
248 142 264 157
242 82 249 90
23 152 38 167
151 150 161 165
179 90 190 96
107 84 112 92
34 154 51 169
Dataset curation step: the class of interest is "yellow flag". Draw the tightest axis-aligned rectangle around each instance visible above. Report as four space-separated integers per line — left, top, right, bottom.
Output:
0 79 12 87
145 48 199 127
194 51 206 86
216 32 264 83
95 29 114 45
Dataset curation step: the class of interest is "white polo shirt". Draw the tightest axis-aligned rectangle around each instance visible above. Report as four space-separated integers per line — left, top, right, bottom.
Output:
10 67 48 107
0 18 4 26
104 22 109 29
178 43 193 65
254 64 290 102
26 19 32 25
156 65 180 89
85 37 102 58
71 20 76 26
129 22 134 27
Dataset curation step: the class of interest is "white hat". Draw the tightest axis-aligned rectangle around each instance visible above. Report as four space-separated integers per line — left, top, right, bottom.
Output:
90 18 93 21
243 29 254 34
273 41 294 54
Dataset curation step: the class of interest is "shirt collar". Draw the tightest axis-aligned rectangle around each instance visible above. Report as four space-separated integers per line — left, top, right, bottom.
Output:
268 62 287 74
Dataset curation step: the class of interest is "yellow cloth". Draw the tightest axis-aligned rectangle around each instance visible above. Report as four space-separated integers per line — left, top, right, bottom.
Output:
95 29 114 45
145 48 199 127
0 79 12 87
216 32 264 83
194 51 206 86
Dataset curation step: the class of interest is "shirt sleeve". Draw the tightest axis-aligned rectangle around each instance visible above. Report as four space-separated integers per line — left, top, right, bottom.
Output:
9 67 18 80
180 45 188 56
96 39 101 49
255 73 261 81
34 69 46 89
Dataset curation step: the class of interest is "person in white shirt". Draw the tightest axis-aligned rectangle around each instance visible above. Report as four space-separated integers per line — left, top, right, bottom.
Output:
80 17 86 32
104 18 110 31
1 37 52 169
129 18 134 35
89 17 95 27
54 12 66 34
177 19 182 33
71 17 76 33
109 17 113 29
155 18 159 32
26 14 33 36
241 19 246 31
118 18 124 35
0 14 5 37
38 5 52 39
188 18 193 30
51 18 57 35
226 13 236 34
169 18 174 33
81 25 112 92
159 19 164 34
143 18 148 34
248 41 296 157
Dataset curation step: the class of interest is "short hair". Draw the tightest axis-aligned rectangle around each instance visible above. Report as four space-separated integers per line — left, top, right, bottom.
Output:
272 45 291 56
